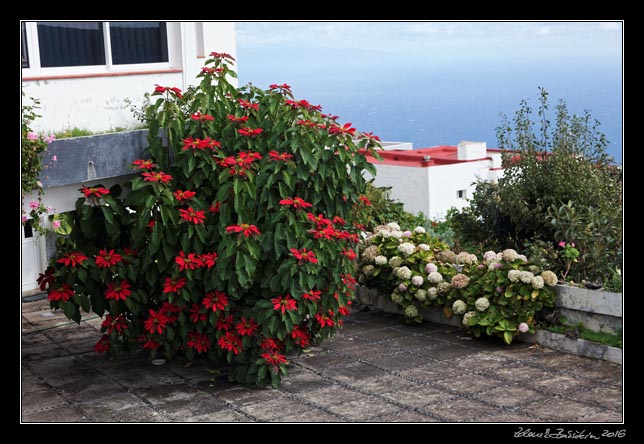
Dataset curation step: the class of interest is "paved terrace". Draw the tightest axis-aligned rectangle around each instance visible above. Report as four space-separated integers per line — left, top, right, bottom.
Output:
21 298 622 423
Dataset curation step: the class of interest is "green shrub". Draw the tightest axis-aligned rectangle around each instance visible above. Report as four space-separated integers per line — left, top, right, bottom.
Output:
449 88 622 284
357 223 557 344
42 53 381 388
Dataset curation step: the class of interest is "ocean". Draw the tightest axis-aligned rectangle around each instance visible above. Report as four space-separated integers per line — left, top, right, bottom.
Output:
237 49 622 163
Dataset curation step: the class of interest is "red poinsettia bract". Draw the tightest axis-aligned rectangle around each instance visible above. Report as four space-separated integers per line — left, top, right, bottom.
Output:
179 207 206 225
217 332 243 355
102 314 128 335
279 197 312 210
56 251 88 268
143 309 170 334
226 224 261 238
238 127 264 137
290 248 318 264
235 317 258 337
81 186 110 199
48 283 74 302
175 251 203 271
302 290 322 303
105 279 132 301
93 335 110 354
95 249 122 268
271 294 297 314
203 290 229 313
267 150 293 162
173 190 197 201
132 159 156 170
187 332 211 354
340 248 357 261
142 171 173 184
154 84 183 99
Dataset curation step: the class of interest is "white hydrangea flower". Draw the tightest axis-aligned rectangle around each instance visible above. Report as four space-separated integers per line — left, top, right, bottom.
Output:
375 255 388 266
541 270 558 286
519 271 535 284
389 256 403 267
398 243 416 256
377 229 391 238
404 305 419 319
425 263 438 274
415 289 427 301
451 273 470 289
462 311 476 327
391 292 403 304
427 271 443 284
518 254 528 263
362 265 375 276
411 275 424 287
414 226 426 234
391 230 403 239
455 252 477 265
427 287 438 300
387 222 401 231
502 249 519 262
418 244 430 251
508 270 521 282
529 265 539 274
475 297 490 311
396 266 412 280
452 300 467 315
488 260 502 270
531 276 544 290
483 250 497 261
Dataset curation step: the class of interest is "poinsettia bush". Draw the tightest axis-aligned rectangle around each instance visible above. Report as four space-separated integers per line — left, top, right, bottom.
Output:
357 223 558 344
42 52 381 387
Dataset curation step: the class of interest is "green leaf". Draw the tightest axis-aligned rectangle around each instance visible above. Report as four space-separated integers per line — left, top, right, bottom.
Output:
503 331 514 345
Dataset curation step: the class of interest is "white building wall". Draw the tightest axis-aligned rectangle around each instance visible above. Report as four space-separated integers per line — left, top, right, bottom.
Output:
22 22 237 133
366 164 430 216
427 161 492 219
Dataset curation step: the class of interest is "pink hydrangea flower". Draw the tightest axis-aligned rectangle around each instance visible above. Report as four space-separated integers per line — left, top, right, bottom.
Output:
518 322 529 333
29 201 39 209
21 215 28 223
402 230 412 237
52 220 61 229
398 283 407 292
558 241 566 247
44 134 56 144
27 132 39 141
425 263 438 274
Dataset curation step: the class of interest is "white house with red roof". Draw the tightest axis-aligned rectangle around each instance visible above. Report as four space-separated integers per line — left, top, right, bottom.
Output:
364 141 504 219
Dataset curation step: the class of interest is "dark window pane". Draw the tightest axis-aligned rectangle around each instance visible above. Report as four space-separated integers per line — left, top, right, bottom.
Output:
37 22 105 68
21 23 29 68
109 22 168 65
24 220 33 239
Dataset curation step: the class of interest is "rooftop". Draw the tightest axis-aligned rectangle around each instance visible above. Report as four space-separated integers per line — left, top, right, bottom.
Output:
365 145 502 168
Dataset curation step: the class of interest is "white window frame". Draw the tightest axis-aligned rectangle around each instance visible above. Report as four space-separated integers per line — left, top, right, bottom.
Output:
457 189 467 200
21 21 176 77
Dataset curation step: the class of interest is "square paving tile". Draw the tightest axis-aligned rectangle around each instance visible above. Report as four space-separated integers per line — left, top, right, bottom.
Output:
385 385 455 408
218 386 281 405
325 396 401 421
277 409 342 422
527 373 592 395
22 405 88 422
478 385 546 408
321 361 388 383
174 410 253 422
454 352 513 372
495 363 559 383
156 393 229 420
352 328 411 342
21 390 68 414
414 344 478 361
435 373 508 395
570 386 623 411
26 355 90 376
239 397 315 421
354 374 419 395
377 409 441 422
364 351 432 371
110 367 185 388
382 334 443 350
297 352 355 369
578 411 624 423
519 396 605 422
398 363 469 383
134 383 204 405
293 384 350 406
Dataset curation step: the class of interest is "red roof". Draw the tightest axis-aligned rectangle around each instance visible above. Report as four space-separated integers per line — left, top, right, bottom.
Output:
365 145 502 168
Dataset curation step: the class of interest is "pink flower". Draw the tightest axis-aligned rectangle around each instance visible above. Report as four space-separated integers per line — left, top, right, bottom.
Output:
21 215 28 223
518 322 529 333
398 284 407 292
403 230 412 237
52 155 58 162
46 206 54 213
570 242 575 248
52 220 61 229
29 201 39 209
27 132 38 141
44 134 56 144
558 241 566 247
425 263 438 274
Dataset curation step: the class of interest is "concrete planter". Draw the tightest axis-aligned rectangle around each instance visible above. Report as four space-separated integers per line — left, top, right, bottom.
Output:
554 284 622 334
41 129 150 188
355 285 622 364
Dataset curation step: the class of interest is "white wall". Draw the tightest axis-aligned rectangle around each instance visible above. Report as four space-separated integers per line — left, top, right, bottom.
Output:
367 164 430 216
427 161 491 219
22 22 237 133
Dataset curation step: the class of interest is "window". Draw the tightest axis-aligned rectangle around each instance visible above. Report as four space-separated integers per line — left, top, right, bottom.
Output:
21 22 29 68
22 21 172 76
457 189 467 199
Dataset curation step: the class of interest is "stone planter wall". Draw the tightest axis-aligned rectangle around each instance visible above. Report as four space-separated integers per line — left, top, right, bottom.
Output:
354 285 622 364
554 284 622 334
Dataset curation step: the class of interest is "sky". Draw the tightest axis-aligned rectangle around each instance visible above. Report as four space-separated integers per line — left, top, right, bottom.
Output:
236 21 622 63
234 22 623 161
